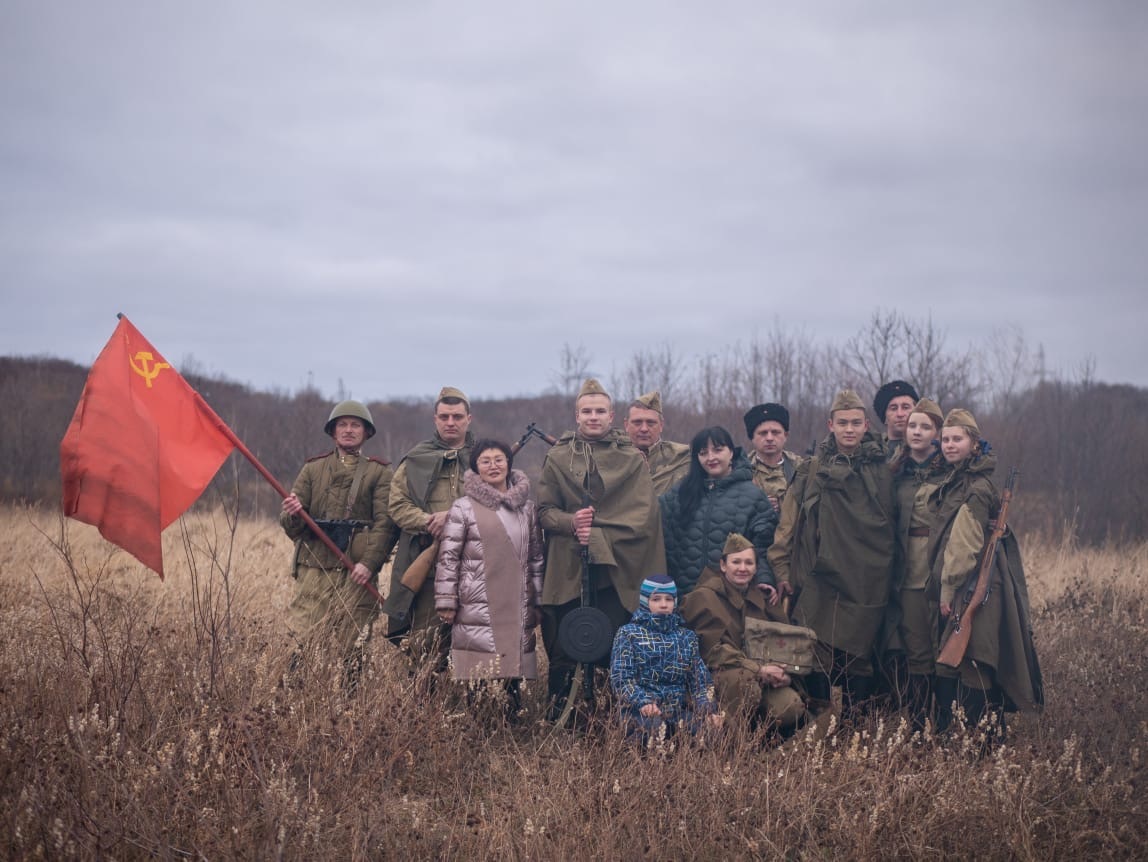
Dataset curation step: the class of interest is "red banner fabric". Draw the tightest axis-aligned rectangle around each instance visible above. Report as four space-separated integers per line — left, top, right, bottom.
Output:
60 316 235 577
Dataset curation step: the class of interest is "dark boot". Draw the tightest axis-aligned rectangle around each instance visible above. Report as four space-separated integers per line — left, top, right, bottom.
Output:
907 674 933 732
959 685 989 729
934 676 958 734
504 678 523 723
842 675 875 724
546 666 574 722
804 672 832 704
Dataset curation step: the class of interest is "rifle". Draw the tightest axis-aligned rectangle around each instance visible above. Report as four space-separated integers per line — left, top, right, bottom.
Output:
384 423 557 616
515 421 559 450
937 467 1019 669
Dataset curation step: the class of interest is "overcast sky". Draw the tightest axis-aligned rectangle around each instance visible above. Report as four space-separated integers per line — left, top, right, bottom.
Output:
2 2 1145 402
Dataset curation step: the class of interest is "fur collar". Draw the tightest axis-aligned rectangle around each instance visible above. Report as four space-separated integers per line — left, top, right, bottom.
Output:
464 468 532 511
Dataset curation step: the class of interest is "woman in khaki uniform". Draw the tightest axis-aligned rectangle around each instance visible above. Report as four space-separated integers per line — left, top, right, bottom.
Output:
680 534 807 736
928 409 1043 736
887 398 948 727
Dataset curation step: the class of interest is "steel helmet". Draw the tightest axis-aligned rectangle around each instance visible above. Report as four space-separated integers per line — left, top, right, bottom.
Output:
325 400 376 439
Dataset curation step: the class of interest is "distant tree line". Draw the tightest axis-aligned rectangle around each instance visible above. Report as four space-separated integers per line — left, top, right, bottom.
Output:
3 310 1143 544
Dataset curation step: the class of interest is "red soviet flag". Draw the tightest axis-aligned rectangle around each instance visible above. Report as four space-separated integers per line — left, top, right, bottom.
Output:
60 316 236 577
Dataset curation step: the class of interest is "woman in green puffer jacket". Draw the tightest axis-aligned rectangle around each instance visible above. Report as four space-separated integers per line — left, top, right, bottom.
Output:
659 426 778 598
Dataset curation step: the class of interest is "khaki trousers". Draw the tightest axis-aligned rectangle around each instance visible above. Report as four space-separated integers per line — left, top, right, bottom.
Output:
714 667 806 729
289 565 379 655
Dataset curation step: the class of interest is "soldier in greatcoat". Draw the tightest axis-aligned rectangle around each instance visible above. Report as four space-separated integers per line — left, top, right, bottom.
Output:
767 390 896 721
538 378 667 715
929 409 1043 736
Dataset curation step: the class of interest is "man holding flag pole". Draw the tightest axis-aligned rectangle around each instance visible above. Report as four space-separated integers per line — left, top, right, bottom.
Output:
279 400 397 683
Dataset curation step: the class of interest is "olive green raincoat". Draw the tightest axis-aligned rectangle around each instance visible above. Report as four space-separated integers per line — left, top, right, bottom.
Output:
768 431 896 659
643 439 691 497
928 454 1044 712
537 428 666 611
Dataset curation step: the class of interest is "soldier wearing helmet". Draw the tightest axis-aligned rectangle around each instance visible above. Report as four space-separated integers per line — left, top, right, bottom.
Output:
281 400 397 679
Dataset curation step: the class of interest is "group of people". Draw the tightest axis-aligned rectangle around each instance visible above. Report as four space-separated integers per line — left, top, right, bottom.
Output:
279 376 1042 741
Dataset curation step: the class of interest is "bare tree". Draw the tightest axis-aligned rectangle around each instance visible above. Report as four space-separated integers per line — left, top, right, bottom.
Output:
842 309 906 393
614 342 687 407
550 342 592 396
982 324 1038 412
902 313 978 407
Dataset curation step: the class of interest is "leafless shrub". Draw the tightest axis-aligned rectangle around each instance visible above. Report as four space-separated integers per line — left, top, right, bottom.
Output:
1 504 1145 859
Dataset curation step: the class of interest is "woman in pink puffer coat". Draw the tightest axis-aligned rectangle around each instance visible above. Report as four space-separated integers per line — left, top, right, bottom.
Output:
435 439 545 688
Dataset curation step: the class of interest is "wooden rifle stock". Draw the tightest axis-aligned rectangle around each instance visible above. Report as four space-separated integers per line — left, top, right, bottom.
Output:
399 540 440 593
937 467 1019 668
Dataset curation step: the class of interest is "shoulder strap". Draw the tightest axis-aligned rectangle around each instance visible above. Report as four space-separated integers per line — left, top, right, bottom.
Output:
344 456 369 518
782 454 797 484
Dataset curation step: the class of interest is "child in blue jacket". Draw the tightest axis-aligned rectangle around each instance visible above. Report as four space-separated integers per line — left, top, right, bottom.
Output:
609 574 721 740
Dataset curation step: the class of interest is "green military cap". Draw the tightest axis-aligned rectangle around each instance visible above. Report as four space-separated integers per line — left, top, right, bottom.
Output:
830 389 866 415
943 408 981 439
578 378 610 400
436 386 470 409
722 532 754 557
631 390 663 414
912 397 944 432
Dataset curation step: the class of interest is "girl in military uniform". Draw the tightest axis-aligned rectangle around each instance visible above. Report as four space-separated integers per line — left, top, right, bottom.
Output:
928 409 1043 737
886 398 947 729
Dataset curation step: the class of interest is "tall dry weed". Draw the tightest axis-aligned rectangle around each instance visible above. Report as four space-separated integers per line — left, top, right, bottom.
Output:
1 504 1145 859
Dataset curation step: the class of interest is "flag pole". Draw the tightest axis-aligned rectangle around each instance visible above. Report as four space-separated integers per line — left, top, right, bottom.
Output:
192 391 385 604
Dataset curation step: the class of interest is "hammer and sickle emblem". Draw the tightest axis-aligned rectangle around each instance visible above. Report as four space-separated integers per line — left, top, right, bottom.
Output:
129 351 172 388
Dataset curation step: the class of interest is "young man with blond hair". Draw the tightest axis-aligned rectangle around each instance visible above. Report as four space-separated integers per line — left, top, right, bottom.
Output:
538 378 667 717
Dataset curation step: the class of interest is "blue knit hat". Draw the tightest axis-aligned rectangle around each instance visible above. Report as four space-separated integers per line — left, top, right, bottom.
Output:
639 573 677 609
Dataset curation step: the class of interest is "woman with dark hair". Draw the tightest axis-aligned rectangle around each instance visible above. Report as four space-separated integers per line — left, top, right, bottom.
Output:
435 439 545 712
928 410 1043 736
658 426 778 596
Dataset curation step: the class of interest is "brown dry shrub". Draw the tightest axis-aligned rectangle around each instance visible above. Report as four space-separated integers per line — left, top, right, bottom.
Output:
1 504 1145 860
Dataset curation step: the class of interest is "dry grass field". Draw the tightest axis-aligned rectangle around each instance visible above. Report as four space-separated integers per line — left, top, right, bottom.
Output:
1 502 1145 860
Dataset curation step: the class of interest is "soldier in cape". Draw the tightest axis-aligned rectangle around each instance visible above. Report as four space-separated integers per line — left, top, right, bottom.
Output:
281 400 397 684
623 390 691 496
767 389 896 722
743 401 805 512
929 409 1043 737
384 386 475 670
538 378 667 715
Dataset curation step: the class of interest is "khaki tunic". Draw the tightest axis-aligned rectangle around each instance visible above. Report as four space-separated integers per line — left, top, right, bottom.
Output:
680 568 805 727
748 450 804 510
888 455 947 675
642 439 692 497
280 451 397 652
387 434 473 645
